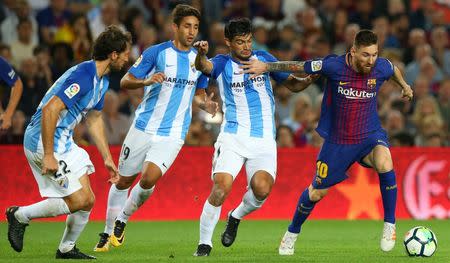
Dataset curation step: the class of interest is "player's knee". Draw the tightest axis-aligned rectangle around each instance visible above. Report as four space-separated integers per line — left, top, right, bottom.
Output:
116 176 134 190
210 184 230 206
83 193 95 211
309 187 328 202
375 157 393 173
140 176 157 189
140 167 162 189
252 182 273 200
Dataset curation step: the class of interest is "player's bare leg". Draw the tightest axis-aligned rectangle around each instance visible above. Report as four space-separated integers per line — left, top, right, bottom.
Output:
7 174 96 259
94 174 136 252
110 162 160 247
56 174 96 259
279 185 328 255
222 171 273 247
195 172 233 256
362 144 397 252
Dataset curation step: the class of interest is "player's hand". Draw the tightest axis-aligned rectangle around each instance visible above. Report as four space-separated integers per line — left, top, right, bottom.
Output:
300 74 320 85
239 59 268 78
104 158 119 184
0 112 12 130
42 154 59 176
143 72 165 86
193 41 209 55
401 84 413 101
204 92 219 117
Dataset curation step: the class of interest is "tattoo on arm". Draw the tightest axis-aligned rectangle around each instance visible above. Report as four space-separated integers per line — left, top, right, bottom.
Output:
267 61 305 72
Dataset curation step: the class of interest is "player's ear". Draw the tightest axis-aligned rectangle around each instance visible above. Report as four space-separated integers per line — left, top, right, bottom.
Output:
225 38 231 48
350 46 356 56
171 22 178 32
110 51 118 61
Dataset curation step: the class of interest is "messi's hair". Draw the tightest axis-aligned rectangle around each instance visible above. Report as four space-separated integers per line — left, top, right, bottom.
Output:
92 25 131 61
354 30 378 48
172 4 201 26
225 18 252 40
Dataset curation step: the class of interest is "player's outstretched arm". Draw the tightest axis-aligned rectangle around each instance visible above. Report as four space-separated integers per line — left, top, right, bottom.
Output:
193 41 213 74
41 96 66 175
282 74 320 93
240 60 306 77
86 110 119 183
0 78 23 130
120 72 166 90
194 89 219 117
390 66 413 100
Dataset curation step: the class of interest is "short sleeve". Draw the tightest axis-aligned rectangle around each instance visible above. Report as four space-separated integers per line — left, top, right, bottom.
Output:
209 55 229 79
93 93 105 110
55 70 91 109
196 74 208 89
128 45 160 79
255 51 290 84
0 57 18 87
377 58 395 80
304 54 337 76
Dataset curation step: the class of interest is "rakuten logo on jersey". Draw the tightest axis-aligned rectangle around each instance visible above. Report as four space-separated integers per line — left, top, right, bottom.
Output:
337 86 376 99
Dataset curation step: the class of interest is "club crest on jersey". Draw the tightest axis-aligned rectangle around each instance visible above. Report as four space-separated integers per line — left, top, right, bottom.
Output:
311 60 322 72
64 83 80 99
190 62 196 73
133 55 143 67
367 78 376 89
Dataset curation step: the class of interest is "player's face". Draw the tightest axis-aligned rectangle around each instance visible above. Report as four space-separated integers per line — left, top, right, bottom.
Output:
110 44 130 71
351 44 378 74
227 33 253 60
173 16 199 47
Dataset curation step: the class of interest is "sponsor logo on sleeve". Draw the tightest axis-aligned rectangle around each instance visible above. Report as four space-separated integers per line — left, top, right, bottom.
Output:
8 69 15 79
64 83 80 99
311 60 322 72
133 55 143 67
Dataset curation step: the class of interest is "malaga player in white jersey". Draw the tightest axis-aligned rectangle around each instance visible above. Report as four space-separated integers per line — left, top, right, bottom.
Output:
5 26 131 259
94 4 218 252
192 18 317 256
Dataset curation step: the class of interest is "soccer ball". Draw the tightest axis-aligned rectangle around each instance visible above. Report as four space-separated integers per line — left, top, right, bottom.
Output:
403 226 437 257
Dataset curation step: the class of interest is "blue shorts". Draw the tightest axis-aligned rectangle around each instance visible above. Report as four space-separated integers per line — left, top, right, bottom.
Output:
312 129 389 189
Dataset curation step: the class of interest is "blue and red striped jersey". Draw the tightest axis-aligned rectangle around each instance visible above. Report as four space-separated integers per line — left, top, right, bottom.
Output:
304 54 394 144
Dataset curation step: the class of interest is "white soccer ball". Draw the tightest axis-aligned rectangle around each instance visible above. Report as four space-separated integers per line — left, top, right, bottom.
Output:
403 226 438 257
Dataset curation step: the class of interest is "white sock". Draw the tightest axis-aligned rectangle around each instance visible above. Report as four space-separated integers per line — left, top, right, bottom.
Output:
58 210 91 253
199 200 221 247
231 189 266 219
15 198 71 224
116 184 154 223
104 184 129 234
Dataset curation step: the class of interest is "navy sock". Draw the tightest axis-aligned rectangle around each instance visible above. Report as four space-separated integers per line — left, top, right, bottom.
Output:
288 188 316 234
378 170 397 224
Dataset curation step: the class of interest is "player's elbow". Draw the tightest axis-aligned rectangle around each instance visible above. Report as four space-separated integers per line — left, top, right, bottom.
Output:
120 76 129 89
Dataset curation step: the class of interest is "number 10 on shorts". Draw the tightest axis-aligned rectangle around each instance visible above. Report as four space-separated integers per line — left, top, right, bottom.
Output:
316 161 328 178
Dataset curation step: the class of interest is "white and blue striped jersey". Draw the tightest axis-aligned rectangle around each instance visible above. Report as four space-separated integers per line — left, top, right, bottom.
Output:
209 51 289 139
24 60 109 154
129 41 208 140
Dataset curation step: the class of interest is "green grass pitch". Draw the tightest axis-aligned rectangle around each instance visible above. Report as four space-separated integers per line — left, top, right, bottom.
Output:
1 220 448 262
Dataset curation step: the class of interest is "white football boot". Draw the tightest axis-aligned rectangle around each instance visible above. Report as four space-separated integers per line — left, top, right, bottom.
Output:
278 231 298 255
380 222 396 252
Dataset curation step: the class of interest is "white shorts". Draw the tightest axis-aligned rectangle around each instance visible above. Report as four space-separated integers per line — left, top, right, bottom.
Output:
212 133 277 183
118 126 184 177
25 145 95 198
